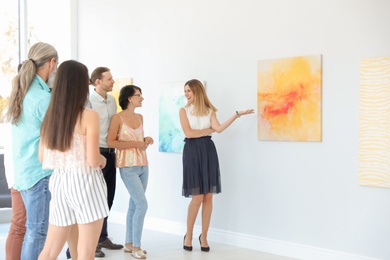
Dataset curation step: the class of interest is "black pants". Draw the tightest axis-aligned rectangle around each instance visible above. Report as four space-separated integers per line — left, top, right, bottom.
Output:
99 150 116 242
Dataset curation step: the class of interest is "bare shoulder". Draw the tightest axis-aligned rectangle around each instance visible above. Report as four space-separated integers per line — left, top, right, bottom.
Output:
83 108 99 123
136 113 143 119
111 113 121 122
108 113 123 129
84 108 98 117
75 109 99 134
180 107 188 117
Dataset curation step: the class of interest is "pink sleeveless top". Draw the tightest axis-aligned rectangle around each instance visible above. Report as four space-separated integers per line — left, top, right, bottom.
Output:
116 115 148 168
42 132 97 172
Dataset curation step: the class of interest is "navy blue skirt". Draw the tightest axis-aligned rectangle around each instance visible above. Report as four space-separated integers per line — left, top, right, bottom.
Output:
182 136 221 197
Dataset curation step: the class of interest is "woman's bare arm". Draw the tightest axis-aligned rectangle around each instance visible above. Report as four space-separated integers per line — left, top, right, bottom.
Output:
85 109 106 168
210 109 254 133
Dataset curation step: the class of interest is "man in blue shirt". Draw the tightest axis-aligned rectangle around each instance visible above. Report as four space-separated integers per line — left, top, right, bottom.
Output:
6 42 58 260
89 67 123 256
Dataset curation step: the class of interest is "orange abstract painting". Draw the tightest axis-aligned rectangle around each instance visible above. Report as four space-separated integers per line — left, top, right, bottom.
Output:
257 55 322 141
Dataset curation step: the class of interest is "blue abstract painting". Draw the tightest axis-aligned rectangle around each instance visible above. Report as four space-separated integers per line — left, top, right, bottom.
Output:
159 82 186 153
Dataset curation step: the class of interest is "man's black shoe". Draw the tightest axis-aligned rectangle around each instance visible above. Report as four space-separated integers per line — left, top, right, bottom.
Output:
65 247 105 258
66 248 71 259
98 238 123 250
95 247 105 258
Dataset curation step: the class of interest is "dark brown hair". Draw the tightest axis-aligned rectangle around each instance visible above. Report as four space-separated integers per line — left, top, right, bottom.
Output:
119 85 142 110
41 60 89 151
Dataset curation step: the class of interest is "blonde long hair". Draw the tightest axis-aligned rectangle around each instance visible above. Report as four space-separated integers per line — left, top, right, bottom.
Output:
184 79 217 116
6 42 58 124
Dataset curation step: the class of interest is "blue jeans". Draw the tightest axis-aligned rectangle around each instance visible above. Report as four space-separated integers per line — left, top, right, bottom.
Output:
20 176 51 260
120 166 148 247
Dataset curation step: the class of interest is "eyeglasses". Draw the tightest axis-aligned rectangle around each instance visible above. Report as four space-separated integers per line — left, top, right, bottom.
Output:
133 94 143 98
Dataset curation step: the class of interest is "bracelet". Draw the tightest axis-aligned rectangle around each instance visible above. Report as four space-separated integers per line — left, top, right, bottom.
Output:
236 111 240 118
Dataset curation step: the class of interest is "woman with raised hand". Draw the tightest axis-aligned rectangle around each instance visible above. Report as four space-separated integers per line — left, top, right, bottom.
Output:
180 79 254 252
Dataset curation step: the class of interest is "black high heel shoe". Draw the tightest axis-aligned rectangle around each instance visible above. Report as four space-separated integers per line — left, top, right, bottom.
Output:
183 235 192 251
199 234 210 252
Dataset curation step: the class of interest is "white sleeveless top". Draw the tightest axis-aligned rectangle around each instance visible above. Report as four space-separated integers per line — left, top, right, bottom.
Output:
184 104 212 132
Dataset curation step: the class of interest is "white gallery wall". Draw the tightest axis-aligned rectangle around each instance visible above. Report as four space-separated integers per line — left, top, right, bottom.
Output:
77 0 390 259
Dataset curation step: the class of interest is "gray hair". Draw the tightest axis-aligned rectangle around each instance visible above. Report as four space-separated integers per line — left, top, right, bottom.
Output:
6 42 58 124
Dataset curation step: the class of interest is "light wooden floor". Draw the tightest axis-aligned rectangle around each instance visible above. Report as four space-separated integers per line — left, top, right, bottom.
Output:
0 221 296 260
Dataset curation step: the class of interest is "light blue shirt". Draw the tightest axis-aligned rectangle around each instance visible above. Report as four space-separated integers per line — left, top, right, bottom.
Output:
89 90 117 148
12 75 53 190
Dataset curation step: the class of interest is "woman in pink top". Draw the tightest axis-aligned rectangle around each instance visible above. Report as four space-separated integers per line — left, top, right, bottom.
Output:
107 85 153 259
38 60 108 260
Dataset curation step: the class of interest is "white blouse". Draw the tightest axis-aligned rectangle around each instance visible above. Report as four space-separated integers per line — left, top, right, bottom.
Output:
184 104 212 132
